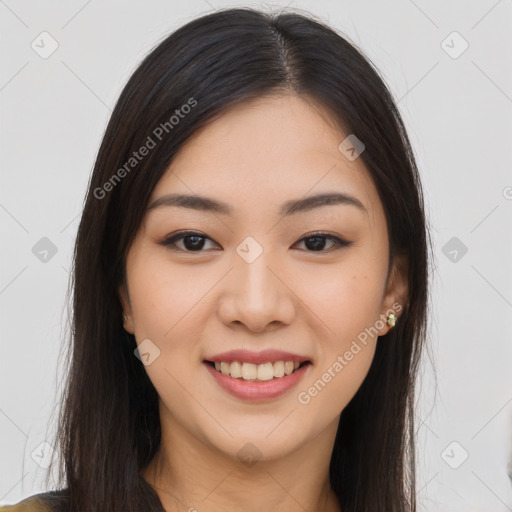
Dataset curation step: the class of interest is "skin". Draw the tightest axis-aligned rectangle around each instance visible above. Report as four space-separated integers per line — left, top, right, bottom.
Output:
119 93 408 512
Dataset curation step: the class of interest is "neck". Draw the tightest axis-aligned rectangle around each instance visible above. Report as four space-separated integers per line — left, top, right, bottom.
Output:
141 412 342 512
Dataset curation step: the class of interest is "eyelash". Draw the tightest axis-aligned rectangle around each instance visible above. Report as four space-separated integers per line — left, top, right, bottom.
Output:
160 230 353 253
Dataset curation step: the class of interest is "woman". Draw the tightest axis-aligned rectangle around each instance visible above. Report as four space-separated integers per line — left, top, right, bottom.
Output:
1 7 431 512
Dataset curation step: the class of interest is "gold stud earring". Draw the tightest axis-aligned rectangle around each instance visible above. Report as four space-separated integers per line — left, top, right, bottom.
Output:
386 312 397 327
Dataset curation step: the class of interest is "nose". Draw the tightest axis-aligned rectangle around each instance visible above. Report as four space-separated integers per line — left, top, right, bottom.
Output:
217 250 296 333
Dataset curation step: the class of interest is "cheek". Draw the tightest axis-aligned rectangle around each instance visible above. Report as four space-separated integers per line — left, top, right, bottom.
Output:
293 257 385 344
291 259 384 414
296 339 377 428
127 259 209 404
128 249 212 344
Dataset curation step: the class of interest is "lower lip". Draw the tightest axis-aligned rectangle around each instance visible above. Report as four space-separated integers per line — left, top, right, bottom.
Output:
204 362 310 402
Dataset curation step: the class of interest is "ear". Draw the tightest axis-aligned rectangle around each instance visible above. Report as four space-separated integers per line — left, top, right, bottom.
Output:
118 280 135 335
377 251 408 336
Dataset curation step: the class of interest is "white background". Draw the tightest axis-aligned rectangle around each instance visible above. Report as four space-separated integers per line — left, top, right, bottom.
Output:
1 1 511 510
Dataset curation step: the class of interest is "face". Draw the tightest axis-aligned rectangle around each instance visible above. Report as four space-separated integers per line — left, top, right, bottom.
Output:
119 94 407 462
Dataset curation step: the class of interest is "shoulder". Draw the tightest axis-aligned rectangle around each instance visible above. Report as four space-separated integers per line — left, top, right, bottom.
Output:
0 493 50 512
0 490 69 512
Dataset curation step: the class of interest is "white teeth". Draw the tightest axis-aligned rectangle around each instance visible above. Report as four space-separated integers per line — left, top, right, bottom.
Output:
284 361 294 375
211 360 306 380
242 362 257 380
257 362 274 381
273 361 285 377
230 361 242 379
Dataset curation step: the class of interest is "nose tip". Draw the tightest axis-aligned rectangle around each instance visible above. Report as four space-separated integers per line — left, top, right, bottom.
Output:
218 257 296 332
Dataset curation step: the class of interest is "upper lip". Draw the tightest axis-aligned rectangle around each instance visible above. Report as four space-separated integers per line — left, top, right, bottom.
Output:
205 349 311 365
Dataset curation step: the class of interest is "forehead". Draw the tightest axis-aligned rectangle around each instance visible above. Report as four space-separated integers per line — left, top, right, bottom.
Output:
149 94 382 222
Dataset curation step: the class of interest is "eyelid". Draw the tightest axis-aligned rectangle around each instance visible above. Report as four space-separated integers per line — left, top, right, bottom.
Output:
160 230 221 251
295 231 352 249
160 230 353 252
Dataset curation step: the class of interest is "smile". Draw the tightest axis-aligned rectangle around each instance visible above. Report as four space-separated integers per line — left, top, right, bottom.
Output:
207 360 307 381
203 359 312 402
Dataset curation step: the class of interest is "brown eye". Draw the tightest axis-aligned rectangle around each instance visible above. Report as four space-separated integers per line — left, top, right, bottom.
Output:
160 231 352 254
294 232 353 252
160 231 219 252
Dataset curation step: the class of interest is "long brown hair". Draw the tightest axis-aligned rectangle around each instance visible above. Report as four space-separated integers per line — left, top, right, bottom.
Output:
44 7 432 511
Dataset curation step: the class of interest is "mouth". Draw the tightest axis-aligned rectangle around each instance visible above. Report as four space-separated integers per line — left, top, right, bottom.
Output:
203 356 312 402
203 349 313 401
204 359 311 382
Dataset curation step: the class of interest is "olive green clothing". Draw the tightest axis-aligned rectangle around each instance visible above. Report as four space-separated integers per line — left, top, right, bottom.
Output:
0 491 65 512
0 493 50 511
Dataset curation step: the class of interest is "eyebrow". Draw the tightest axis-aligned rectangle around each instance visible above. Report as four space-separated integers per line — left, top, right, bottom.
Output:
147 192 367 216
